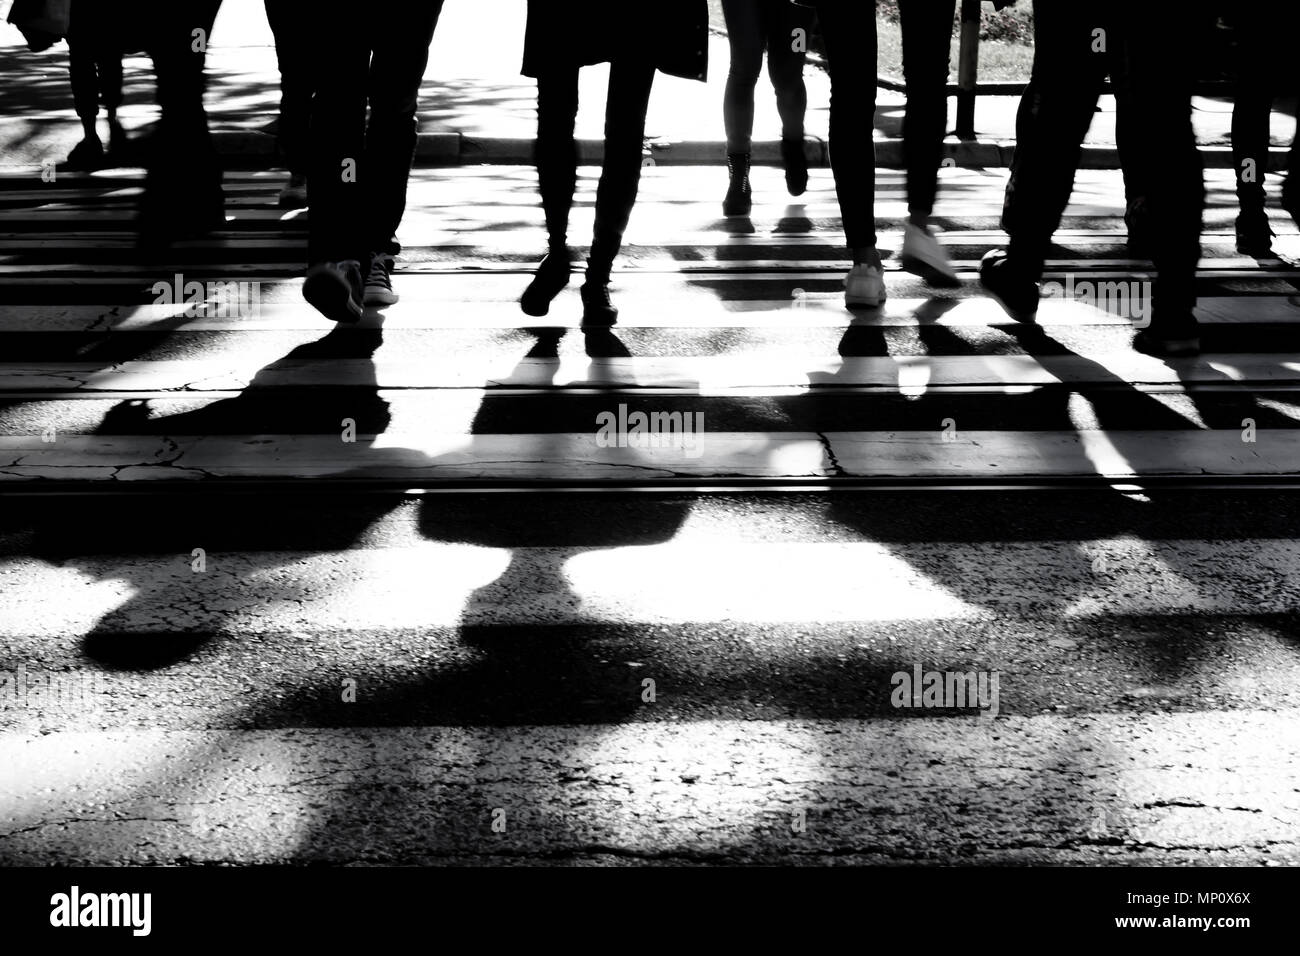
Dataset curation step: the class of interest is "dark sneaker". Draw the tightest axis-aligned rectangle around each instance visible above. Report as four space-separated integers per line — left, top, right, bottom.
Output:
580 280 618 328
979 248 1039 321
363 252 398 306
303 260 364 323
520 249 572 316
781 137 808 197
1235 207 1274 258
1133 327 1200 358
278 173 308 209
723 152 752 217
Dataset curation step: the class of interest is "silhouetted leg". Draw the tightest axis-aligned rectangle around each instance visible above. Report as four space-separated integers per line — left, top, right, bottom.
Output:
535 67 581 250
587 57 656 280
1113 5 1205 333
306 19 369 266
139 0 224 244
898 0 955 224
363 2 444 256
765 0 811 141
264 0 315 177
721 0 764 154
812 0 877 259
1001 1 1106 280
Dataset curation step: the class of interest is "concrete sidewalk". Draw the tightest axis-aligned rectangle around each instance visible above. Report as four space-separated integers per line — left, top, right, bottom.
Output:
0 0 1295 170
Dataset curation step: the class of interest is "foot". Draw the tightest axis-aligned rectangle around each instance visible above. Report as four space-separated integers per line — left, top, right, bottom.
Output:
723 153 752 217
900 221 960 287
363 252 398 306
844 263 886 309
580 280 618 328
1236 207 1274 258
303 260 364 324
1133 326 1200 359
520 249 572 316
66 135 103 170
781 137 808 197
979 248 1039 321
107 120 128 156
278 173 308 209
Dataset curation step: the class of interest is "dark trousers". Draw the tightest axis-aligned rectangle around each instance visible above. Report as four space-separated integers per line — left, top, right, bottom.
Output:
535 59 656 279
1229 3 1300 210
720 0 812 153
307 3 444 266
810 1 877 251
139 0 224 238
264 0 313 177
68 0 123 122
898 0 955 220
1003 1 1205 324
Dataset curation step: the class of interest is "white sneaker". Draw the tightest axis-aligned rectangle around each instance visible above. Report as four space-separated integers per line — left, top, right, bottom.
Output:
844 263 886 308
364 252 398 305
900 222 959 287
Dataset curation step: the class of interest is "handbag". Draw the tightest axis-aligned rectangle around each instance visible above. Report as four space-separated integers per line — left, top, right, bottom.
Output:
7 0 72 51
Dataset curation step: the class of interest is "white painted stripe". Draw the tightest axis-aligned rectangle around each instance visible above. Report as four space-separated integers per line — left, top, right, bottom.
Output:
0 353 1296 392
2 295 1296 332
3 535 1300 631
0 429 1295 483
0 712 1295 862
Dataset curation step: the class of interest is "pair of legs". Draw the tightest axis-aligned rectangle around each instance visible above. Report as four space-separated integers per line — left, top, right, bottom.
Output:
263 0 314 205
138 0 224 247
522 58 656 326
721 0 811 210
303 3 444 321
811 1 958 301
66 0 125 167
991 0 1204 350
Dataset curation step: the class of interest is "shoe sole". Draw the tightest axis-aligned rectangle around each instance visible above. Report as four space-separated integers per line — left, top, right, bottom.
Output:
364 289 399 306
900 253 961 288
303 273 362 324
845 291 886 309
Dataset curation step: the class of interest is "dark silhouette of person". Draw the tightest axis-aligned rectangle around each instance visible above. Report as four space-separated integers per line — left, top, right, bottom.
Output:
65 0 127 169
980 1 1209 359
301 3 446 324
517 0 708 329
719 0 814 216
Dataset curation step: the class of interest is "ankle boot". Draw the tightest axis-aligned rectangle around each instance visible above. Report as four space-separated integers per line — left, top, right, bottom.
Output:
1235 206 1274 258
520 245 572 316
580 265 618 328
723 152 752 217
781 137 808 197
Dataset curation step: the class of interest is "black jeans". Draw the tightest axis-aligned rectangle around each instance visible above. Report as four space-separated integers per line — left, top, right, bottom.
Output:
534 58 656 279
898 0 955 220
1003 0 1205 326
307 3 444 266
721 0 812 153
264 0 313 177
810 1 877 252
139 0 224 238
68 0 123 122
1229 3 1300 211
